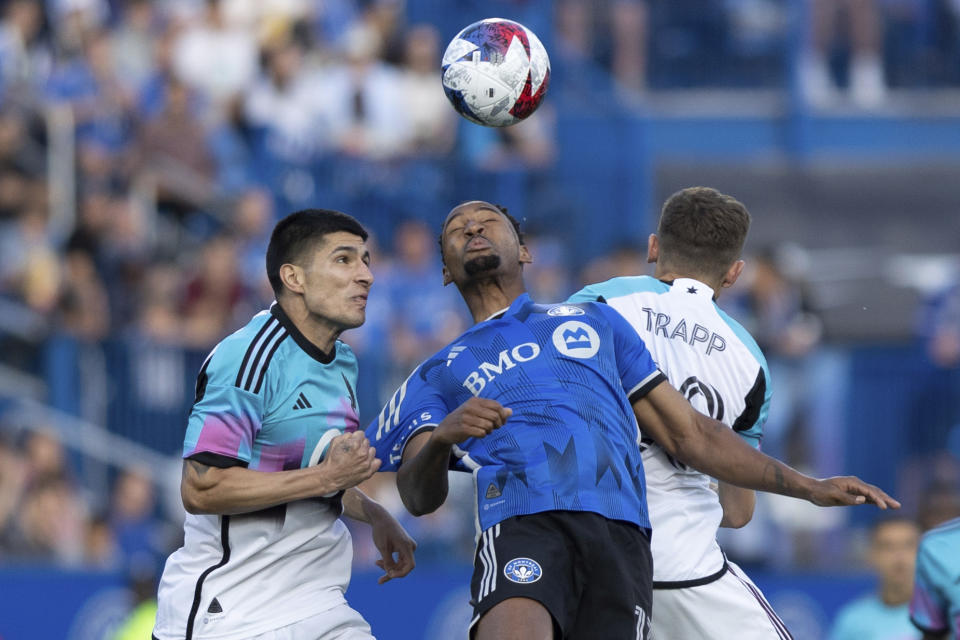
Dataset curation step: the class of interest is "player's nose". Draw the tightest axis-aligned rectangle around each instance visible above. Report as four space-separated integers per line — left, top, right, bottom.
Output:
357 261 374 286
464 218 485 236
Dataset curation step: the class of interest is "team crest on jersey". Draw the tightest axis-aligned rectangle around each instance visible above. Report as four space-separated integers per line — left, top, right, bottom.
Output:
504 558 542 584
552 321 600 359
547 305 584 317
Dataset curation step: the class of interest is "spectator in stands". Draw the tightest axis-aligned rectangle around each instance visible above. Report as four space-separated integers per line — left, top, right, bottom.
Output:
109 0 157 95
0 0 50 100
5 472 87 566
0 434 28 550
171 0 257 109
554 0 648 98
319 20 408 160
245 33 327 164
0 203 59 314
799 0 888 107
109 468 173 569
382 219 468 389
180 233 251 347
136 77 216 216
397 24 457 156
829 517 921 640
84 512 121 568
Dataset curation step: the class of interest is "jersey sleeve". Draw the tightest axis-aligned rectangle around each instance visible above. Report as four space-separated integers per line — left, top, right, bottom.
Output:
910 536 950 634
365 360 450 472
568 283 605 304
182 348 265 466
731 363 770 449
594 302 666 403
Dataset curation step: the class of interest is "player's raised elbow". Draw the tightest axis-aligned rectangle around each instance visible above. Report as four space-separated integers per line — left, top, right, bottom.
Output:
180 468 221 514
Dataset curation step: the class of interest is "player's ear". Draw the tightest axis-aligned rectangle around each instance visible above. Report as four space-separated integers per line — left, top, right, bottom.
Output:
442 264 453 286
279 263 306 294
519 244 532 265
647 234 659 264
721 260 745 289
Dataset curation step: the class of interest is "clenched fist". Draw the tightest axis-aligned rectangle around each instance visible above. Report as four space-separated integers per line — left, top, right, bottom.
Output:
321 431 381 493
433 397 513 446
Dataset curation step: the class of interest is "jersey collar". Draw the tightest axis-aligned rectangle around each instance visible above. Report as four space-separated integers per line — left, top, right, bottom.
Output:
670 277 716 300
270 302 337 364
481 292 531 322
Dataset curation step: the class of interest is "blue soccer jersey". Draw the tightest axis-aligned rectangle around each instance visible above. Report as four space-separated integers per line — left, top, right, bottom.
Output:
911 517 960 638
366 293 666 533
155 303 362 640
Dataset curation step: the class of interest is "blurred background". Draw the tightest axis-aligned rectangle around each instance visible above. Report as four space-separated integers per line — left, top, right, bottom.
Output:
1 0 959 638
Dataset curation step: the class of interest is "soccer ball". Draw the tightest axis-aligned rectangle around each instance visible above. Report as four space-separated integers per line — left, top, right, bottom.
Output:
441 18 550 127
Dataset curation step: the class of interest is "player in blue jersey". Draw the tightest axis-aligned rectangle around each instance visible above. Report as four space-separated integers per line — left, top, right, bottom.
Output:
154 210 416 640
366 200 899 640
910 516 960 639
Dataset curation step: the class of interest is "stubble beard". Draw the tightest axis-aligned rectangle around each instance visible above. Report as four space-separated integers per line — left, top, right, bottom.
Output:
464 254 501 276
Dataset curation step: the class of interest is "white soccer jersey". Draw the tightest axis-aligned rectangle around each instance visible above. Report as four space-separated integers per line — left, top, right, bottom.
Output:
570 276 771 583
154 305 364 640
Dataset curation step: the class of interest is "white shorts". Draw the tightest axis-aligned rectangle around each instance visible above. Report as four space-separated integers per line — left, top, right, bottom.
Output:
651 561 792 640
248 603 374 640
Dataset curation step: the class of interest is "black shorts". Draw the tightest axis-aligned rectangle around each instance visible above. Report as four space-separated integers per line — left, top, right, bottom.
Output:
468 510 652 639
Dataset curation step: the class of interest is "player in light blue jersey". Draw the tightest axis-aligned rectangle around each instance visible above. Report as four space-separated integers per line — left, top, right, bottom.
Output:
366 200 898 640
911 516 960 639
155 210 416 640
831 517 921 640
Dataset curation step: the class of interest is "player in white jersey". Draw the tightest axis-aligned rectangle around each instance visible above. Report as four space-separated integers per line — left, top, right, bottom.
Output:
154 210 416 640
572 187 808 638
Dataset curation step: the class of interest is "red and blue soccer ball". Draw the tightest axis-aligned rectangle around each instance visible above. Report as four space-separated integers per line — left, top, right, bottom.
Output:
441 18 551 127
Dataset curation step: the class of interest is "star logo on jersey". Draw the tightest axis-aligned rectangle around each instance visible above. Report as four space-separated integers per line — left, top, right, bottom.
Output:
446 345 466 366
552 321 600 359
504 558 542 584
547 305 585 317
687 286 698 294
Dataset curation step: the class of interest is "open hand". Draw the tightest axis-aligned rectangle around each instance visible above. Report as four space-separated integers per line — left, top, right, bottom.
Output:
370 512 417 585
808 476 900 509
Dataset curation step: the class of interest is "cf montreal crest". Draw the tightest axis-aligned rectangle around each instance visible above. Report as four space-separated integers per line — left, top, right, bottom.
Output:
504 557 543 584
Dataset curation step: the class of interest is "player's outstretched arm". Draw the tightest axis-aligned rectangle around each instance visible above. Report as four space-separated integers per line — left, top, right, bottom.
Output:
342 486 417 584
633 382 900 509
181 431 380 514
397 397 511 517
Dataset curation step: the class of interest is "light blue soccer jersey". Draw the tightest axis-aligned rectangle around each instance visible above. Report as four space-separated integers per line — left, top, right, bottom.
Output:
155 303 362 640
366 293 667 533
184 304 360 469
830 594 919 640
911 517 960 638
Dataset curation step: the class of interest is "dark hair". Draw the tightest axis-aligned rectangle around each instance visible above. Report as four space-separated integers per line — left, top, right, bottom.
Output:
266 208 368 295
657 187 751 278
438 202 524 258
